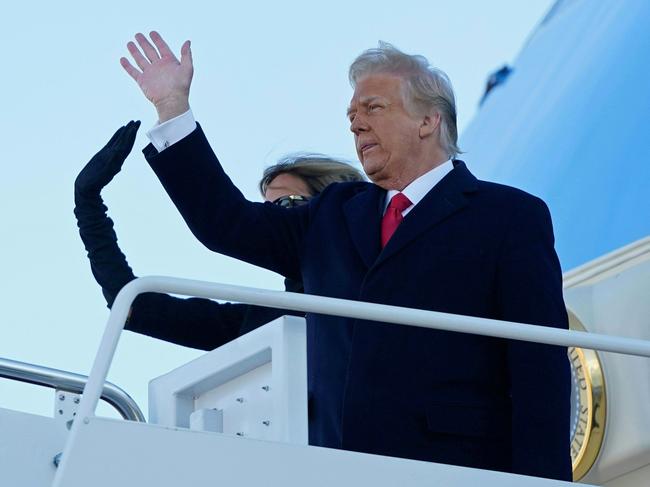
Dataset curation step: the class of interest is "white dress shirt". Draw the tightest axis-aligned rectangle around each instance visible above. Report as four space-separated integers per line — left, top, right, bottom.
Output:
384 160 454 217
147 109 197 152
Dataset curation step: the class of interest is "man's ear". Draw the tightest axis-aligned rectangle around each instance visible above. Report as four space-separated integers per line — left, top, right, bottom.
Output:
419 112 440 139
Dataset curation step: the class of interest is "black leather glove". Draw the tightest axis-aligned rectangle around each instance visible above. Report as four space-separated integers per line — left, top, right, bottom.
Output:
74 121 141 307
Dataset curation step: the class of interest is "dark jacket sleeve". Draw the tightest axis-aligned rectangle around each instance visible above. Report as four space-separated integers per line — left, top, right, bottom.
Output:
496 195 572 480
74 188 137 307
128 293 297 350
128 279 305 350
143 124 309 281
74 174 303 350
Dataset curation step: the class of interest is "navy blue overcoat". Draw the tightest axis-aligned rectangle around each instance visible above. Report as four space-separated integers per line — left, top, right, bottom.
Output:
144 125 571 481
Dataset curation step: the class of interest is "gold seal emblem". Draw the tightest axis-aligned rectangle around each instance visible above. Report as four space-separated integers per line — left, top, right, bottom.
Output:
568 312 607 480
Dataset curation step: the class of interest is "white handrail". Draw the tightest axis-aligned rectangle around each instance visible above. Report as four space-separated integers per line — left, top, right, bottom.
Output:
52 275 650 485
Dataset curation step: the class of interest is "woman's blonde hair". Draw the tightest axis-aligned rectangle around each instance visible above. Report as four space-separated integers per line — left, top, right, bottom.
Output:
259 153 365 196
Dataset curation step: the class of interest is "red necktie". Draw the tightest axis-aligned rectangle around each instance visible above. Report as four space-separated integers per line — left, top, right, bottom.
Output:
381 193 413 248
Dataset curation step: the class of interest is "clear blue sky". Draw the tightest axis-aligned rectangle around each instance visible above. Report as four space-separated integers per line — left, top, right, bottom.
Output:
0 0 553 417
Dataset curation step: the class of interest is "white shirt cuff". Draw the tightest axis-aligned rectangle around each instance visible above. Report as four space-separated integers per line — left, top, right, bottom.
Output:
146 109 197 152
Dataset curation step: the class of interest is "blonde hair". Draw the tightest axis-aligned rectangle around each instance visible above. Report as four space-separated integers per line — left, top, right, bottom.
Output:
259 153 365 196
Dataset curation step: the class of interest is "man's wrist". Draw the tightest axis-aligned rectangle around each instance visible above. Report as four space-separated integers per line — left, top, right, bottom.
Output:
155 96 190 123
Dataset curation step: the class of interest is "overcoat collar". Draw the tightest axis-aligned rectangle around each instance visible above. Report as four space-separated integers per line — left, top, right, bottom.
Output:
342 183 385 268
343 160 478 270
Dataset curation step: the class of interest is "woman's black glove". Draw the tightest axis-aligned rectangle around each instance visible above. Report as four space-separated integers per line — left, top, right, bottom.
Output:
74 121 141 307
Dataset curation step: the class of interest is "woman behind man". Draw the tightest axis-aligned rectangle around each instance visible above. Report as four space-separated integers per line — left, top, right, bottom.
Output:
74 121 364 350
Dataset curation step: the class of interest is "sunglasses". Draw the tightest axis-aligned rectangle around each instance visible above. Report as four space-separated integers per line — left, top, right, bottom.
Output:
272 195 310 208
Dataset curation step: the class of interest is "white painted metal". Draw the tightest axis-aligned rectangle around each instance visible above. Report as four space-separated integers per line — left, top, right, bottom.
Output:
53 271 650 486
193 363 273 436
148 316 307 443
0 407 66 487
189 408 223 433
563 236 650 288
602 464 650 487
53 389 80 427
55 416 587 487
564 248 650 485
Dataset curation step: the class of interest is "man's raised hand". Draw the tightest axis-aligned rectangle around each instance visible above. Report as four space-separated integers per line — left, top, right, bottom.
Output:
120 31 193 123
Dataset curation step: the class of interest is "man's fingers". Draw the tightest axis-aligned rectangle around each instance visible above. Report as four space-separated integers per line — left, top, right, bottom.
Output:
180 40 193 69
135 32 161 63
150 31 176 60
127 41 150 71
120 57 141 82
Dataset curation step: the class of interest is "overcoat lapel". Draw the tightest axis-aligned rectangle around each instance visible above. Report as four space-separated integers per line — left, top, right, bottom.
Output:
374 161 479 268
343 184 385 268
